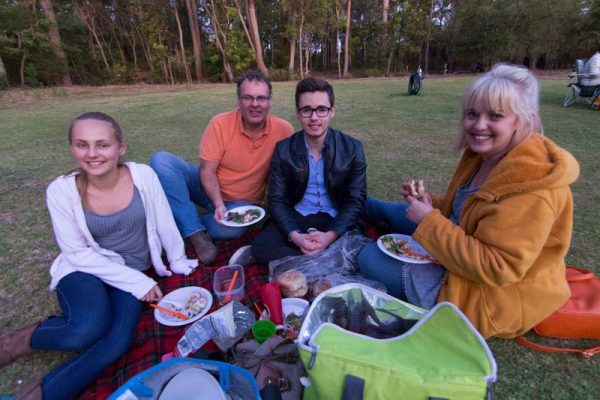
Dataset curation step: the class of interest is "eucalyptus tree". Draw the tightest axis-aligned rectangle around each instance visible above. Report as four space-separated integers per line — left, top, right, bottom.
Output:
184 0 203 80
342 0 351 77
39 0 71 85
0 53 7 88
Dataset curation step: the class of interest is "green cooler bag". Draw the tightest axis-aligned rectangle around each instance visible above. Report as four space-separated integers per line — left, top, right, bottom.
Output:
297 284 496 400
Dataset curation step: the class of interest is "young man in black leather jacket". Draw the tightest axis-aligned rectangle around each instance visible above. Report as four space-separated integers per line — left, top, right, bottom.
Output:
251 77 367 264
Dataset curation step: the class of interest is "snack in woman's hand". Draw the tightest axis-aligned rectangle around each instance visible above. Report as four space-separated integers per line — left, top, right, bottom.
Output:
276 269 308 298
407 179 426 200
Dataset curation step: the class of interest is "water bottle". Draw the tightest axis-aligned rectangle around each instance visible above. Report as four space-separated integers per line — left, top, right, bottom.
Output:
212 301 255 351
176 301 255 356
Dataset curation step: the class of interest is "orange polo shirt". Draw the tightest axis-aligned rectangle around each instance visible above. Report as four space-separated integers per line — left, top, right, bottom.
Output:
199 109 294 204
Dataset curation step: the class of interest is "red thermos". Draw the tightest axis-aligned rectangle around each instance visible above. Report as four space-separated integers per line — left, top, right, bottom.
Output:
260 283 284 325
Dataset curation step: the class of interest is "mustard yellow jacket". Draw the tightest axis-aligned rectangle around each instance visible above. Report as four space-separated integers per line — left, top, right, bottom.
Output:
412 133 580 338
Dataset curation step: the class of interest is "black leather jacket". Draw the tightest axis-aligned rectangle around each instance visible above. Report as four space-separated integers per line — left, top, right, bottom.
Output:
268 128 367 237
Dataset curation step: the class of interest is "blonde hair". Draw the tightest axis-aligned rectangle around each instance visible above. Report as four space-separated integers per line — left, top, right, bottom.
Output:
455 63 542 151
68 112 125 206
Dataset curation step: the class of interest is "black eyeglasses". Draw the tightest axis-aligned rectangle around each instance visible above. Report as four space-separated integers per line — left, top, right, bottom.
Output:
240 95 271 104
298 106 332 118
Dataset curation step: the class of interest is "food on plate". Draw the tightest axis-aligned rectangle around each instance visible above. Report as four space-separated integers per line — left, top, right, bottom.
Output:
380 235 437 263
276 269 308 298
311 278 332 297
165 292 208 319
225 208 261 224
407 179 425 200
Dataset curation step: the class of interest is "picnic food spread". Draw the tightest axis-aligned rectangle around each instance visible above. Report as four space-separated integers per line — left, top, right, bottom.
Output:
225 208 261 224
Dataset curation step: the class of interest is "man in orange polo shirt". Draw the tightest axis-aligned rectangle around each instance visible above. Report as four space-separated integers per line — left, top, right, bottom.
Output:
150 70 293 264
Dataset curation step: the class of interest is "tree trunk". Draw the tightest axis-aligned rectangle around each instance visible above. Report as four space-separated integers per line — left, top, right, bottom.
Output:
382 0 389 23
343 0 351 78
304 40 310 75
185 0 203 80
299 14 304 79
288 36 296 78
246 0 269 77
234 0 256 53
423 0 435 75
76 4 111 73
386 46 394 77
39 0 72 86
207 0 234 82
336 1 341 79
382 0 390 76
0 54 8 89
173 3 192 83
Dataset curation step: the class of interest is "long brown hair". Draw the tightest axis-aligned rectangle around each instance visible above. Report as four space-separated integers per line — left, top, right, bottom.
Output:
68 112 125 206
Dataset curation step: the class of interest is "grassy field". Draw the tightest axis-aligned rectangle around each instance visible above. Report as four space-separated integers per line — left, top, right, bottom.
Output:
1 75 599 399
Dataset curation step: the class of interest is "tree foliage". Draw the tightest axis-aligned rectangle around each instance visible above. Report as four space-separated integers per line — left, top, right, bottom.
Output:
0 0 595 87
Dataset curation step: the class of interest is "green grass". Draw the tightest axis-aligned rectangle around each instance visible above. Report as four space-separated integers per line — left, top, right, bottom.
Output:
1 76 599 398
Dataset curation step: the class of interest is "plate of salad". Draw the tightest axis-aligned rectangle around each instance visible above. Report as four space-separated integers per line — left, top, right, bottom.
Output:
377 234 439 264
220 205 265 227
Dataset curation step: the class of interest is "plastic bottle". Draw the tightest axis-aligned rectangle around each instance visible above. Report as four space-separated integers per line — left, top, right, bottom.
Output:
261 283 284 325
176 301 255 356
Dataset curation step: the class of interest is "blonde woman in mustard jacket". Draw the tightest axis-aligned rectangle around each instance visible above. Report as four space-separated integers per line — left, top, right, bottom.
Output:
359 64 579 339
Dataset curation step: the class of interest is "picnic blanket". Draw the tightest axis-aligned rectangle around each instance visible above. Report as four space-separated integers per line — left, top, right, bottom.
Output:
80 230 265 399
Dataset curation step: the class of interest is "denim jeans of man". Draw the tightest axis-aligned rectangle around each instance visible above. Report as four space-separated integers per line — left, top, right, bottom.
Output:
30 272 142 400
251 211 334 264
150 151 251 240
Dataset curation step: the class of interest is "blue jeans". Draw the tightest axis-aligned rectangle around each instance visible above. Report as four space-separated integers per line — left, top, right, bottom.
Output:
30 272 142 400
359 197 444 309
150 151 251 240
251 211 334 264
364 196 416 234
357 242 445 309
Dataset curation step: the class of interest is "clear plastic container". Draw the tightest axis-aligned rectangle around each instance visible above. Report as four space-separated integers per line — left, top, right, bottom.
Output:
214 264 245 305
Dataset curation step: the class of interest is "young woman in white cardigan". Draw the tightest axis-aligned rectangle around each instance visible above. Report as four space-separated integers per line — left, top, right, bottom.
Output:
0 112 197 399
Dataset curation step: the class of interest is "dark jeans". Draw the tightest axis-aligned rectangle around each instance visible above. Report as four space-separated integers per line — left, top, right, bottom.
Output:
251 210 333 264
30 272 142 400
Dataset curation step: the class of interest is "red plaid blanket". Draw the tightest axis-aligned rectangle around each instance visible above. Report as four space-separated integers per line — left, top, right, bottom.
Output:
80 231 266 399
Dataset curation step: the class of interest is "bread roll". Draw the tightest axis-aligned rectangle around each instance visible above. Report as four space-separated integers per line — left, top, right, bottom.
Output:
311 278 332 297
276 270 308 297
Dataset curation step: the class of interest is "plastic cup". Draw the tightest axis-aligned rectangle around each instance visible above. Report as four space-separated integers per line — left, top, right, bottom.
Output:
252 320 276 344
213 264 245 305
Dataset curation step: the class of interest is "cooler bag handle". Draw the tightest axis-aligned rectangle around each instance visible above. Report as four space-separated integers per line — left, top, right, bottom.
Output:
514 335 600 359
341 375 364 400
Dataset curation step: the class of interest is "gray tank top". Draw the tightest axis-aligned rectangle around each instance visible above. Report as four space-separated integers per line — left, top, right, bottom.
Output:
84 186 151 271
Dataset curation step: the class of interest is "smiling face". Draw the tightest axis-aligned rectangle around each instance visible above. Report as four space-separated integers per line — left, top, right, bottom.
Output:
462 107 519 162
297 91 335 144
237 79 272 131
70 119 126 178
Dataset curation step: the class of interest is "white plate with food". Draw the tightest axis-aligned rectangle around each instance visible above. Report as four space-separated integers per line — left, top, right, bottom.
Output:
261 297 309 329
377 234 438 264
154 287 213 326
220 205 265 227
